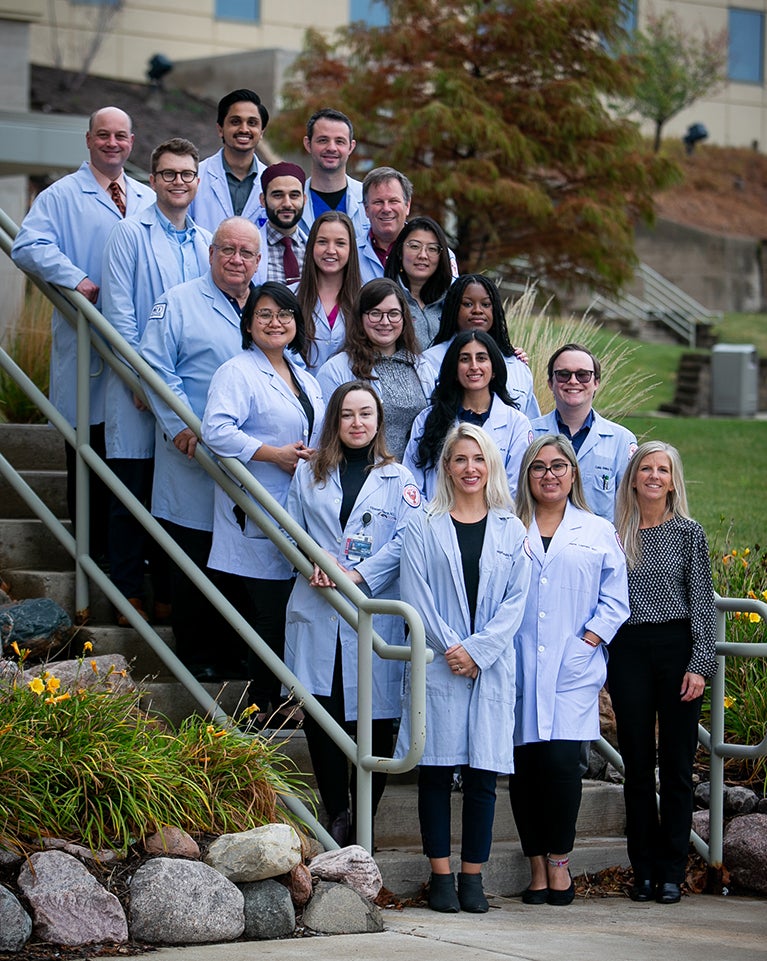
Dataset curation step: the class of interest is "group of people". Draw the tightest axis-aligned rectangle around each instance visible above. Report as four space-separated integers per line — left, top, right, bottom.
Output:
11 89 719 914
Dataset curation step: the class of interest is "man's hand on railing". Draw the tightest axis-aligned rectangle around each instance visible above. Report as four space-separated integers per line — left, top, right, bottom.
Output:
173 427 198 458
309 554 363 590
132 393 149 412
75 277 100 303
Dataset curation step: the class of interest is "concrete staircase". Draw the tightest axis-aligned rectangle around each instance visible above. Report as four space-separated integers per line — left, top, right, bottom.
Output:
660 352 712 417
0 422 629 896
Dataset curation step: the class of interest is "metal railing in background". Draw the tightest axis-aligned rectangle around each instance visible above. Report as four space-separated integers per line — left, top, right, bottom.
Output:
0 207 432 853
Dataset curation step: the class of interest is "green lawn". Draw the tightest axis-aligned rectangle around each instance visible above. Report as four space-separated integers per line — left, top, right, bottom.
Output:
714 314 767 357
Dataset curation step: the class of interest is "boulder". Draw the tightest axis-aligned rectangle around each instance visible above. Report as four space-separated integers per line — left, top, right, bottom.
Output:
302 881 383 935
143 827 200 858
0 598 71 658
0 886 33 952
241 879 295 940
308 844 382 900
17 850 127 946
23 653 135 694
205 823 301 882
129 857 244 944
599 687 618 747
40 838 122 862
282 861 313 908
724 813 767 895
692 809 710 844
723 785 759 816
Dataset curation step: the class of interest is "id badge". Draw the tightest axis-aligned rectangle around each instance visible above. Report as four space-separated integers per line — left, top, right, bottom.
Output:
345 533 373 561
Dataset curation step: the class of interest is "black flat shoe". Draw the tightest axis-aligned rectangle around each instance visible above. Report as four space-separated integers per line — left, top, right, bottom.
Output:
428 872 460 913
630 879 654 902
546 877 575 906
656 882 681 904
521 886 549 905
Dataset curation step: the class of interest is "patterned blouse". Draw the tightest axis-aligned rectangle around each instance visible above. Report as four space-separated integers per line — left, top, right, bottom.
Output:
625 515 718 677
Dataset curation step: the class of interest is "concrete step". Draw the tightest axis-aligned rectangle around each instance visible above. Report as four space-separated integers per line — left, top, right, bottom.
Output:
0 423 66 471
0 519 73 571
0 469 68 519
78 623 177 677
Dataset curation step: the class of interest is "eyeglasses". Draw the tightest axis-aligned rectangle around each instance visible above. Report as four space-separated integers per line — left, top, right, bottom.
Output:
155 169 198 183
365 308 403 323
212 244 259 262
252 309 295 324
529 461 571 478
404 240 442 257
552 368 595 384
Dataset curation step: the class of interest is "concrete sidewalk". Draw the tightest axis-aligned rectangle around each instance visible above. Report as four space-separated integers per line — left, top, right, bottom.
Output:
149 892 765 961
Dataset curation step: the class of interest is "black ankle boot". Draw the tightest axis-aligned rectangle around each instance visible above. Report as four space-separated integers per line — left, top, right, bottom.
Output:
428 872 460 912
458 872 489 912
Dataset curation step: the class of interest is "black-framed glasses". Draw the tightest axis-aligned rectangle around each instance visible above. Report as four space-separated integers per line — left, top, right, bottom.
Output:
252 309 295 324
365 308 403 323
552 368 595 384
404 240 442 256
155 169 198 183
212 244 259 262
529 460 571 478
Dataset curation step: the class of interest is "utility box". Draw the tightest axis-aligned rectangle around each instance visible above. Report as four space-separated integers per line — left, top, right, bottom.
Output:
710 344 759 417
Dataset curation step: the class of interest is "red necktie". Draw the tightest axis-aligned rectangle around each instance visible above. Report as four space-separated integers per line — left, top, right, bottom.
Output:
109 181 126 217
280 236 300 284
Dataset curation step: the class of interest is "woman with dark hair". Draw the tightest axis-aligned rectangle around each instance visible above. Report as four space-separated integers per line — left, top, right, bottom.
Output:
611 442 717 905
510 435 629 906
423 274 540 421
201 282 324 722
294 211 362 373
384 216 454 350
316 278 436 459
403 331 532 501
285 381 422 844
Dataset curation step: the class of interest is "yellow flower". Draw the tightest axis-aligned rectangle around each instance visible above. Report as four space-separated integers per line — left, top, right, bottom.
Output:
723 695 737 709
744 548 751 556
762 590 767 602
83 641 93 653
28 677 45 695
214 729 228 738
748 612 761 623
11 641 21 656
722 555 730 565
747 590 757 599
90 660 99 673
206 725 216 734
742 559 748 568
45 676 61 694
241 703 260 718
731 549 738 557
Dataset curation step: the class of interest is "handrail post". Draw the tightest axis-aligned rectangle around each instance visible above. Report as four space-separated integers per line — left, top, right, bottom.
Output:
74 305 91 622
355 607 374 853
707 607 727 888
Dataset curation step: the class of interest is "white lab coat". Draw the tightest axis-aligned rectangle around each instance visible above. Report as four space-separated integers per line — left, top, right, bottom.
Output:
201 344 325 579
300 175 369 240
303 297 347 373
403 396 533 502
284 459 422 720
138 270 249 530
514 500 630 746
394 508 531 773
188 148 267 234
11 162 154 426
531 410 638 521
423 338 541 422
101 204 212 458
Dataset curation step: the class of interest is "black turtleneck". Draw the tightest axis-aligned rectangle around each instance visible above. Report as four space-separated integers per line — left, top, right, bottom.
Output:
339 442 374 528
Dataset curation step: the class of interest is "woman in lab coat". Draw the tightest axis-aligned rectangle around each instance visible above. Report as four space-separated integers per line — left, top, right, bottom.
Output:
285 381 422 846
395 423 531 913
201 282 324 717
510 435 629 906
403 331 532 502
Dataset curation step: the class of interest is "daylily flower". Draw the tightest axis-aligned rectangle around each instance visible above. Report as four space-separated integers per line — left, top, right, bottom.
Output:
723 696 736 709
83 641 93 653
28 677 45 694
45 676 61 694
90 660 99 673
748 612 761 623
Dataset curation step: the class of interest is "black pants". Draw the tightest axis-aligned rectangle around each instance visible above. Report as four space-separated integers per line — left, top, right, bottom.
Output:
302 640 394 825
217 572 292 708
508 740 584 856
418 765 498 864
607 620 702 884
107 457 170 604
64 423 109 561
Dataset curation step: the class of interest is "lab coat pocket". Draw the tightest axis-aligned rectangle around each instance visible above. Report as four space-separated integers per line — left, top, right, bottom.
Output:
557 634 606 691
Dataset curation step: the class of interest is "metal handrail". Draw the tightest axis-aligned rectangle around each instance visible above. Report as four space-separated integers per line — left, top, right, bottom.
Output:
1 207 431 852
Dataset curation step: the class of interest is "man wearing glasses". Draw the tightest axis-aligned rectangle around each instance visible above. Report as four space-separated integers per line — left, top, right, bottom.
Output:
101 138 211 627
531 343 637 520
139 216 262 679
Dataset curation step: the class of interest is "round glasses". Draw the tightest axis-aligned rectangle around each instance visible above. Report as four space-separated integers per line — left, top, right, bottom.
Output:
365 308 403 324
155 169 198 183
212 244 259 262
529 461 571 478
552 369 595 384
404 240 442 257
252 309 295 324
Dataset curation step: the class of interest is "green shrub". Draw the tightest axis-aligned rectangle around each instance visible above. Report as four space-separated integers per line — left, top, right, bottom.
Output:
0 285 51 424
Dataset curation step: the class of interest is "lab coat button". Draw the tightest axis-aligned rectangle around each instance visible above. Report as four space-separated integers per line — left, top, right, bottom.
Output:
541 576 548 585
538 611 546 619
538 645 545 653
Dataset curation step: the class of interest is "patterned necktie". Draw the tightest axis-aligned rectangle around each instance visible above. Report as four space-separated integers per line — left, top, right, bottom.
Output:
109 181 126 217
280 235 300 284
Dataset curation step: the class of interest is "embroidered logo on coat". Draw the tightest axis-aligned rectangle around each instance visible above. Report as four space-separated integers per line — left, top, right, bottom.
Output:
149 303 166 320
402 484 421 508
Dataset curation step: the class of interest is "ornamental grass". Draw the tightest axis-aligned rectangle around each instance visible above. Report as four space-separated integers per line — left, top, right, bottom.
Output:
0 646 311 854
0 285 51 424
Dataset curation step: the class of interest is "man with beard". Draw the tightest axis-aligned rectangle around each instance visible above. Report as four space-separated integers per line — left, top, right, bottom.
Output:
258 162 308 285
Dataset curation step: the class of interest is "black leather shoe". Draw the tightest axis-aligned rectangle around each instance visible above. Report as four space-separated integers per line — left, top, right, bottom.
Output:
521 886 549 905
656 882 682 904
629 879 654 902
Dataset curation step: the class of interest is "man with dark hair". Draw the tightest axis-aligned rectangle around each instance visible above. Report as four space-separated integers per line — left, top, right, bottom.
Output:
11 106 154 561
531 342 638 520
259 161 308 285
358 166 413 283
101 137 211 624
300 107 367 239
190 89 269 233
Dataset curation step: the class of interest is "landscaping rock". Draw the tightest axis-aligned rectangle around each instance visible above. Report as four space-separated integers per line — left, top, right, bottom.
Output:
302 881 383 935
0 598 71 658
143 826 200 858
23 653 135 694
0 845 24 866
724 813 767 895
241 878 295 940
758 797 767 815
40 837 123 862
17 850 128 946
0 885 33 952
205 823 302 883
723 785 759 816
129 857 244 944
599 687 618 747
308 844 382 901
283 861 313 908
695 781 710 807
692 809 710 844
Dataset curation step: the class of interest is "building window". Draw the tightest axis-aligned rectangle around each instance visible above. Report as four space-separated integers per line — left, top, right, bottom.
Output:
728 8 764 84
215 0 260 22
350 0 389 26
